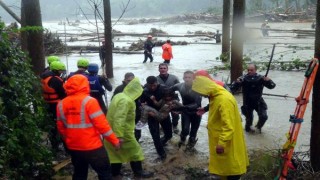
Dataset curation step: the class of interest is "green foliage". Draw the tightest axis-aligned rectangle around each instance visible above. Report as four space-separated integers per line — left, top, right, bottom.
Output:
19 25 44 33
219 52 230 63
242 149 280 179
0 21 53 178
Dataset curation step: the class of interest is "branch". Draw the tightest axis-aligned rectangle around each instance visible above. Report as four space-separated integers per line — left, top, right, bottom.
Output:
112 0 133 27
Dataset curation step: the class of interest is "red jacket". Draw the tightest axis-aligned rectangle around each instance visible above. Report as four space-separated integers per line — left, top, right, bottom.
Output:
162 43 173 60
57 74 119 151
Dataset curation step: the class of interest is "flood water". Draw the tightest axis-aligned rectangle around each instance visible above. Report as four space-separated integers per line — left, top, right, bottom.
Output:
45 20 315 178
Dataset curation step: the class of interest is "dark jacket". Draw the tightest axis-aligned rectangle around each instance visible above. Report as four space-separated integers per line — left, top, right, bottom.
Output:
144 40 155 53
230 73 276 105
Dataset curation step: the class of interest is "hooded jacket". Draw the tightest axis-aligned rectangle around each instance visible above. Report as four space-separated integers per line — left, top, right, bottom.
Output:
192 76 249 176
162 42 173 60
56 74 119 151
104 77 145 163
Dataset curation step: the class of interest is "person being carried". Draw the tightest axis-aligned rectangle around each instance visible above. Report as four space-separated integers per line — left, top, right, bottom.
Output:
136 91 184 130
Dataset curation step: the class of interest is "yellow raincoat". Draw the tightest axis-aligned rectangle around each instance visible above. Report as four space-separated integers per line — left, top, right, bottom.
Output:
104 77 144 163
192 76 249 176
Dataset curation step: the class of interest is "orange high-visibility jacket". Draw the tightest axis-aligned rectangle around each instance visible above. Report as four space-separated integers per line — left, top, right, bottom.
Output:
162 43 173 60
41 76 63 103
57 74 119 151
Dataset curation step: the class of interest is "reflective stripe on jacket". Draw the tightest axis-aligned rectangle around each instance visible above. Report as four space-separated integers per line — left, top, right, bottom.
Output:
57 74 119 151
87 75 105 95
41 76 63 103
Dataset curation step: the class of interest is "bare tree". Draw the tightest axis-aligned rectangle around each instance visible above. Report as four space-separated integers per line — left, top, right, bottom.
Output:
310 0 320 171
230 0 245 82
222 0 231 62
21 0 45 75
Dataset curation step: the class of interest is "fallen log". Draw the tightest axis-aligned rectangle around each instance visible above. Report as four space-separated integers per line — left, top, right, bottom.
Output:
53 158 72 172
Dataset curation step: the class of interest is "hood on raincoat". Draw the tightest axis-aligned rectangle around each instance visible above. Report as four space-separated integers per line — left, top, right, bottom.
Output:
123 77 143 101
194 69 225 87
192 76 227 98
64 74 90 96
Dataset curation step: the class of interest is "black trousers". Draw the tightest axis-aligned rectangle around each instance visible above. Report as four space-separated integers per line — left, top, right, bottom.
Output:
163 60 170 64
69 147 112 180
148 116 172 156
143 52 153 62
111 161 143 176
171 112 180 128
242 99 268 129
180 113 201 140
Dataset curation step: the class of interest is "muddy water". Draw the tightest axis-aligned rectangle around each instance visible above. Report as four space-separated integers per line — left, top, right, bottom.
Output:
46 21 315 179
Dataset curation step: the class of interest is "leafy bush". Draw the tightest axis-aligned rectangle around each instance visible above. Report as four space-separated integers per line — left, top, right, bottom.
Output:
0 21 53 178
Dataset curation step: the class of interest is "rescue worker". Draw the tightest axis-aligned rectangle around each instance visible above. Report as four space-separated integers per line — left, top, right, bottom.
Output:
169 71 202 149
261 21 269 37
86 63 112 114
142 35 155 63
112 72 142 141
56 74 121 180
156 63 180 134
162 40 173 64
230 63 276 133
40 61 66 152
104 77 154 178
192 75 249 180
194 69 230 116
44 55 60 73
68 58 89 78
140 76 173 160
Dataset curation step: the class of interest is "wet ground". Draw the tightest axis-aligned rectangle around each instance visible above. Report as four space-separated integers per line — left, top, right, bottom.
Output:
47 20 315 179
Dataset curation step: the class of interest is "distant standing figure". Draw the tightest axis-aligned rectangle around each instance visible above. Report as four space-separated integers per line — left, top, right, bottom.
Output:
162 40 173 64
230 63 276 133
213 30 222 43
261 21 269 37
192 75 249 180
142 35 155 63
86 63 112 114
99 40 106 67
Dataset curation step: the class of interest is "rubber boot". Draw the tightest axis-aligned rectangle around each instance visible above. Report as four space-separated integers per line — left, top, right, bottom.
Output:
178 136 186 148
130 161 154 178
186 137 198 149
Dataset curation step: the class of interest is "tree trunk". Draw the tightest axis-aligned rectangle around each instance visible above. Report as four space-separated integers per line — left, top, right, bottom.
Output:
310 0 320 171
103 0 114 78
285 0 290 10
230 0 245 82
21 0 45 76
222 0 231 61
